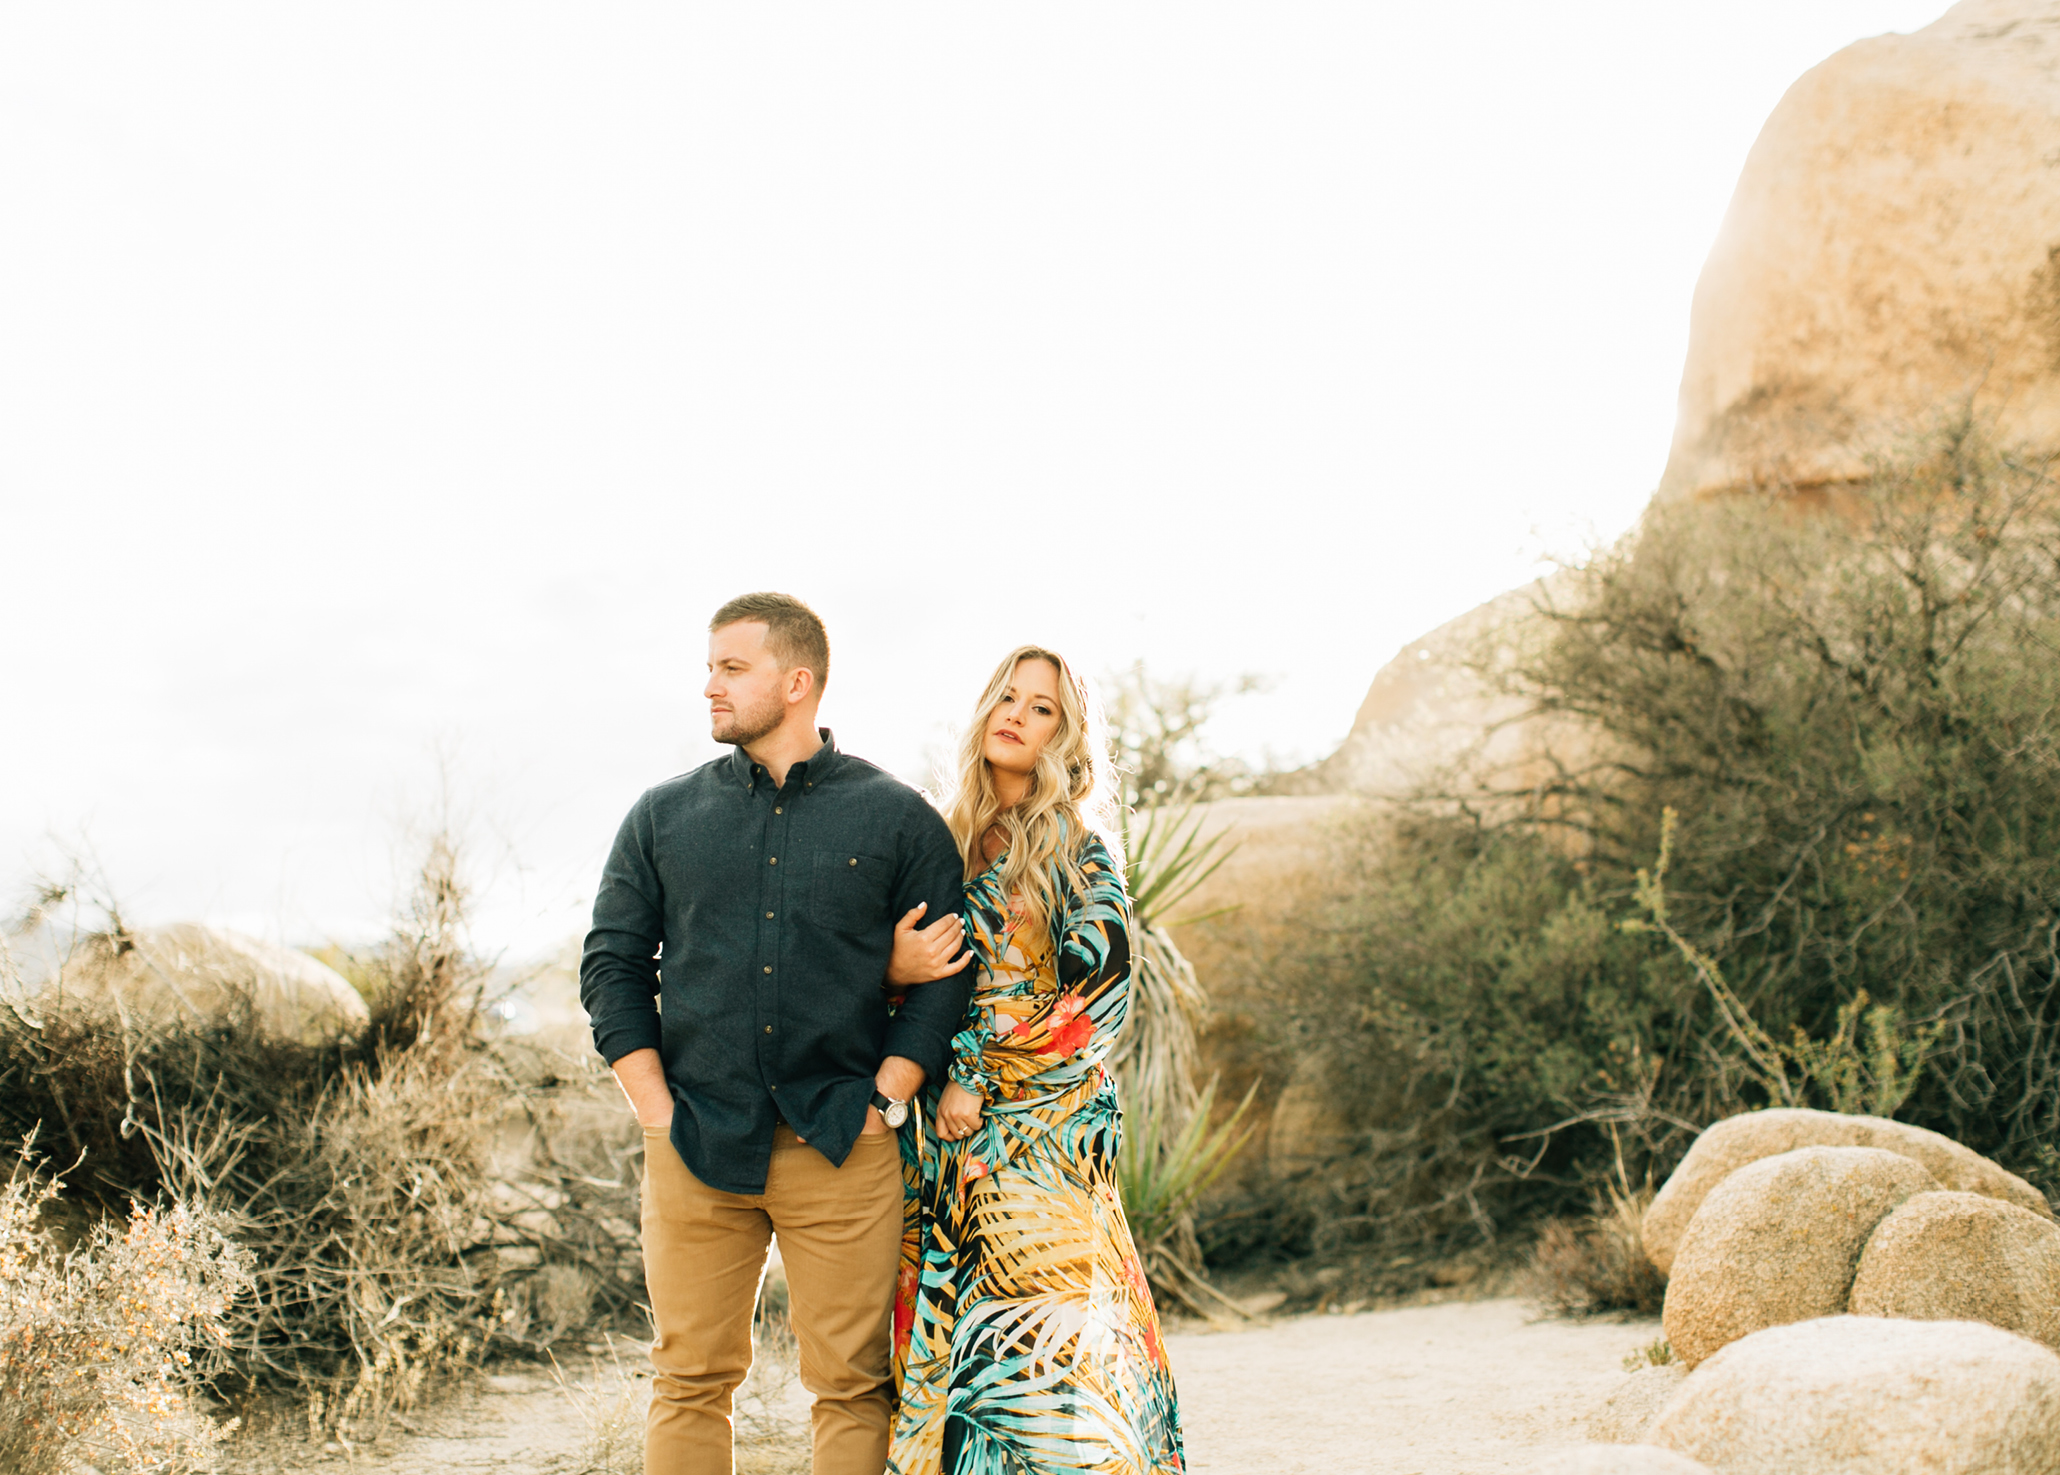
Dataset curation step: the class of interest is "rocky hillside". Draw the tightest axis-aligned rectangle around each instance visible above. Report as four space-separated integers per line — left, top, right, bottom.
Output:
1325 0 2060 795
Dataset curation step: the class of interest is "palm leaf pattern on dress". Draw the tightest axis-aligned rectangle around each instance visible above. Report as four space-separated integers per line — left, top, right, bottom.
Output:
888 833 1184 1475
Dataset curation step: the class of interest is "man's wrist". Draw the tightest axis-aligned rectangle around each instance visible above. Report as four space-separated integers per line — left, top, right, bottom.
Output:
875 1055 925 1100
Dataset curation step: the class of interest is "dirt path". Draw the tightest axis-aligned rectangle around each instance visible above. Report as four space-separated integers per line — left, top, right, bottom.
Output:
1168 1299 1656 1474
276 1298 1656 1474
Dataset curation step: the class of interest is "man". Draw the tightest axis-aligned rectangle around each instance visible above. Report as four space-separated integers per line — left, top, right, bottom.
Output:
580 592 974 1475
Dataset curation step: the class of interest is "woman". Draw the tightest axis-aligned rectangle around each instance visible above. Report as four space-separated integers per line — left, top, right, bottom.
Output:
883 645 1184 1475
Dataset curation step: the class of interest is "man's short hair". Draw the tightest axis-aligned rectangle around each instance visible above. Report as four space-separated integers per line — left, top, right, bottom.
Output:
710 592 830 693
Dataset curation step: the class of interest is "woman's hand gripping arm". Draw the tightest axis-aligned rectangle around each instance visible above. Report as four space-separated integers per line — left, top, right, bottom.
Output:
885 902 973 986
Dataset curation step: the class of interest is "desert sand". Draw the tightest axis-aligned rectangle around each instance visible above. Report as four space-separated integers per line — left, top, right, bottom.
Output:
293 1297 1657 1475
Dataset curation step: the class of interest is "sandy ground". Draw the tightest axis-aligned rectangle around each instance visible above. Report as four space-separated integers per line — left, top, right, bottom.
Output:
262 1298 1658 1475
1170 1300 1658 1474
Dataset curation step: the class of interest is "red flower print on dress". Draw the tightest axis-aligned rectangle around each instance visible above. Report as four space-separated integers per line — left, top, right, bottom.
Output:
894 1265 918 1343
1118 1251 1168 1366
1014 993 1095 1056
961 1158 989 1184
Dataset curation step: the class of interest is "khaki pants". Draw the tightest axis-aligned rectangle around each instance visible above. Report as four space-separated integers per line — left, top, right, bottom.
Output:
640 1122 903 1475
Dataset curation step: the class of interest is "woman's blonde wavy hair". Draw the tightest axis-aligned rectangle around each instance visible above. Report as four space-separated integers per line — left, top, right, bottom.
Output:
943 645 1123 938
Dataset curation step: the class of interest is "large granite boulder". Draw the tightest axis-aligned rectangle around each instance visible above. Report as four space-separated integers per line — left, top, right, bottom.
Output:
1662 1145 1935 1367
1662 0 2060 502
1318 573 1606 801
1585 1364 1687 1445
1643 1107 2049 1275
1536 1448 1712 1475
1163 793 1366 1174
1320 0 2060 810
42 923 370 1047
1850 1189 2060 1348
1650 1315 2060 1473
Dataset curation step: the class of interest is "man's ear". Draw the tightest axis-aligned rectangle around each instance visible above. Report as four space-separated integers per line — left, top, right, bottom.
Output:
785 666 817 706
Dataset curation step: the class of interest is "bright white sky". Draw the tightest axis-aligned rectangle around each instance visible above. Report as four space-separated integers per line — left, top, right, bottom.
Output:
1 2 1953 954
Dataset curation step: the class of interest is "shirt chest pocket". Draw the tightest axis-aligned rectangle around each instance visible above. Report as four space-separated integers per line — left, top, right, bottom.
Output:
809 851 889 938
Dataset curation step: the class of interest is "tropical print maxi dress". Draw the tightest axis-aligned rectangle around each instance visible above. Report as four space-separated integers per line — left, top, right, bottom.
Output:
887 832 1185 1475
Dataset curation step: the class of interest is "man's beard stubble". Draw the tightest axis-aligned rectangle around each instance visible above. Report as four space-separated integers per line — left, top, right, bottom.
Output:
711 690 786 748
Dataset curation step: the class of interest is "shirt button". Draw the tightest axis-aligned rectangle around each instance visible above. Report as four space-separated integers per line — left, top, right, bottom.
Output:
764 1025 773 1035
769 857 778 865
848 857 858 867
766 911 774 919
774 807 783 814
763 965 772 974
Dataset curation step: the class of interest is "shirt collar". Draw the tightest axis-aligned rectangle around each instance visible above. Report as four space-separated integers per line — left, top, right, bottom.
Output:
729 728 839 792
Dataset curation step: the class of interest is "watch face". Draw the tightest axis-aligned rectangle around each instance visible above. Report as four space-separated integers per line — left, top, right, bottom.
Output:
884 1099 909 1128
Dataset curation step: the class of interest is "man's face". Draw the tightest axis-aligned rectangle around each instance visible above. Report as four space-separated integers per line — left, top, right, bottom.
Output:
705 622 793 747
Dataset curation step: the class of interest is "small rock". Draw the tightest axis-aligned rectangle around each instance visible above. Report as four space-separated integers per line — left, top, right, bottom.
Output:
1643 1108 2048 1275
1534 1446 1713 1474
1851 1191 2060 1348
1650 1315 2060 1473
1662 1145 1934 1367
1586 1364 1687 1444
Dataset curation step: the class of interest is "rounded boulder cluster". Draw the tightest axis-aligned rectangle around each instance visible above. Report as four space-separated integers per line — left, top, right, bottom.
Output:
1579 1107 2060 1473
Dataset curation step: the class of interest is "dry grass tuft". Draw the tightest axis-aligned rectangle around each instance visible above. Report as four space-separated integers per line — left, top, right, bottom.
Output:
550 1346 648 1475
0 1136 250 1475
1621 1336 1673 1372
551 1276 806 1475
1527 1180 1666 1318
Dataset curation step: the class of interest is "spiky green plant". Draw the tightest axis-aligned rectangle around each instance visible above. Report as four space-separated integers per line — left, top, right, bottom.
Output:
1110 800 1239 1143
1110 801 1256 1313
1116 1077 1259 1318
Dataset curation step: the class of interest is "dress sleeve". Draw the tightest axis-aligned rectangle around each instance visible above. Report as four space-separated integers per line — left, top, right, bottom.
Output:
947 835 1132 1101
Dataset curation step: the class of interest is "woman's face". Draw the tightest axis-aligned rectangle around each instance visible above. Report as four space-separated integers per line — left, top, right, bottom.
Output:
983 658 1064 783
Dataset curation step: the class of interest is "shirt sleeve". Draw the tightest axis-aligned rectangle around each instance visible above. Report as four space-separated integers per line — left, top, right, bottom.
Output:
880 801 977 1084
579 793 667 1066
948 834 1132 1101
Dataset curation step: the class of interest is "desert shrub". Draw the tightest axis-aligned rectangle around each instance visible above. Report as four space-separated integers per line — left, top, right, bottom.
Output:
1280 419 2060 1258
488 1037 648 1341
0 835 644 1436
1265 814 1678 1252
0 1138 250 1475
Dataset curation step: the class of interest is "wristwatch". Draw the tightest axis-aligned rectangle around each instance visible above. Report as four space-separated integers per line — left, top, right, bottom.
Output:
870 1089 910 1129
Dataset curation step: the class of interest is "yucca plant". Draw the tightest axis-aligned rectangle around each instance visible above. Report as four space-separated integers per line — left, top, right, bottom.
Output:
1111 801 1257 1315
1111 801 1236 1140
1116 1077 1259 1319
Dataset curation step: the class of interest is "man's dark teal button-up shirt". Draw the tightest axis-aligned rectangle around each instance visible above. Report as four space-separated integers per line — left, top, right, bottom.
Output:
579 731 974 1194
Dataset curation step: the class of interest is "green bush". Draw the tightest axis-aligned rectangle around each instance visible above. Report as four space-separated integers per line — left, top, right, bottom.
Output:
1276 420 2060 1256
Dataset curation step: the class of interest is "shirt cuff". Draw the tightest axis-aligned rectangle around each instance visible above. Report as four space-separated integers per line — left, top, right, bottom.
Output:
592 1012 664 1067
883 1013 954 1085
